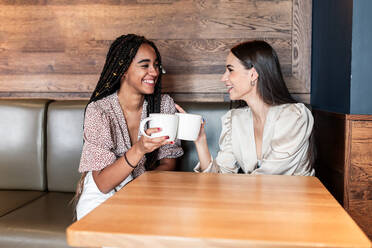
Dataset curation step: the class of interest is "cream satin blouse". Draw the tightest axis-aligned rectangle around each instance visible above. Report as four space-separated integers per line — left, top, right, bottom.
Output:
195 103 315 176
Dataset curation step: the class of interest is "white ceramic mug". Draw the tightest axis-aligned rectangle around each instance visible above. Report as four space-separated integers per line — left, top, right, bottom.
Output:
139 114 179 141
176 113 202 141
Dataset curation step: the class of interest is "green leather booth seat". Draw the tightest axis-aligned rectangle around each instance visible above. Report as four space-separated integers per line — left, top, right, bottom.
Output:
0 99 229 248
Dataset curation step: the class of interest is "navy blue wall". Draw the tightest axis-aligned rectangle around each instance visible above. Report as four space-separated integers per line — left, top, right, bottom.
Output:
350 0 372 114
311 0 353 113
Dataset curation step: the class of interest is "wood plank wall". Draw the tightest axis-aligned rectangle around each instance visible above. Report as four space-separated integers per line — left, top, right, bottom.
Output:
0 0 312 102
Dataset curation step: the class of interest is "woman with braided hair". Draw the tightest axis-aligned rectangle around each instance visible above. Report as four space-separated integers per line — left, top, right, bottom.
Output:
74 34 183 220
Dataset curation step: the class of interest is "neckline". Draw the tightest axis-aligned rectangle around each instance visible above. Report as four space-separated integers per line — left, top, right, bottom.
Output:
114 91 148 148
249 106 273 163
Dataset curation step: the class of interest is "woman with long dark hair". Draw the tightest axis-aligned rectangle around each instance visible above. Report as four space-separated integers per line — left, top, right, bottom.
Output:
177 40 314 175
74 34 183 220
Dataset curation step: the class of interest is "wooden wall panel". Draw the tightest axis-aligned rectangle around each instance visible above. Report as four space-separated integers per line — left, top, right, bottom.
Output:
348 121 372 238
0 0 312 102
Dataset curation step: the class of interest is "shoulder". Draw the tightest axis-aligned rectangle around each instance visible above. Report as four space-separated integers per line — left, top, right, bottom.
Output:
221 107 249 128
160 94 176 114
222 107 249 121
274 103 313 125
85 93 117 120
160 94 175 105
271 103 313 148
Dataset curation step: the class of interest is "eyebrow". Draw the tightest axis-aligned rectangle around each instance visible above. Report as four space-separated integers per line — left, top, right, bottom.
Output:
137 59 151 64
226 64 233 69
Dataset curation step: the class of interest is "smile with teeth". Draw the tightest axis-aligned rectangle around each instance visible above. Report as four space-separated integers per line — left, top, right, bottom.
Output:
226 85 234 92
143 79 155 85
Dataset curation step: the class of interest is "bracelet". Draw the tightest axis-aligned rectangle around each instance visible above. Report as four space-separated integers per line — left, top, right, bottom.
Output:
123 152 136 169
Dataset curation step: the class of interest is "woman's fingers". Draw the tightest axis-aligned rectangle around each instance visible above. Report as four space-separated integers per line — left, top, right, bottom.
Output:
142 136 172 152
175 104 186 113
145 127 161 136
144 128 173 143
149 136 171 144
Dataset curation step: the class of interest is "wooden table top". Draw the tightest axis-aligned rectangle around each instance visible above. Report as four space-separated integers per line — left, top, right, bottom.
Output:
66 171 371 248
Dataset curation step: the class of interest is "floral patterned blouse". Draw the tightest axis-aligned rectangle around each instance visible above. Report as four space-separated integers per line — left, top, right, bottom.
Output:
79 91 184 178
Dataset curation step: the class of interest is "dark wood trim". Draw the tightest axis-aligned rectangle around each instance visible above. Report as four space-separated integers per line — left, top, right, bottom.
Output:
346 115 372 121
343 118 352 210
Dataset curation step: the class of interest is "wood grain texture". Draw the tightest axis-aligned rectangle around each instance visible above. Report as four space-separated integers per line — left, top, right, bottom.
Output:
66 171 371 248
0 2 292 40
0 39 292 75
348 120 372 238
0 0 311 101
292 0 312 92
0 74 308 97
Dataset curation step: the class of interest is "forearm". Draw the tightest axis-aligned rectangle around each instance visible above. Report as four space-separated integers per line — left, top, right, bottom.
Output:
92 144 144 194
195 137 212 171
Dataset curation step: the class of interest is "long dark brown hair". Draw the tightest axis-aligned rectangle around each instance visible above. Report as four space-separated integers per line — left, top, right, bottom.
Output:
72 34 162 220
231 40 315 167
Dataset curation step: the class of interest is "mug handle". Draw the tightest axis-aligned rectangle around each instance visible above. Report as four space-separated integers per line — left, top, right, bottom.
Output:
139 117 153 138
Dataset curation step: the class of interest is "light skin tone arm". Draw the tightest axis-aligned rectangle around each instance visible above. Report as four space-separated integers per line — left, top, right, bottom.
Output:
175 104 212 171
92 128 174 194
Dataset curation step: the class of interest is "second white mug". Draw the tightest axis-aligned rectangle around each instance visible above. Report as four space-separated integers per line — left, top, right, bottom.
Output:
176 113 202 141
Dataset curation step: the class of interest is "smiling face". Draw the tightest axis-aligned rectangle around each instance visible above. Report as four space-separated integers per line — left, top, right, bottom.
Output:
121 43 160 95
221 52 258 101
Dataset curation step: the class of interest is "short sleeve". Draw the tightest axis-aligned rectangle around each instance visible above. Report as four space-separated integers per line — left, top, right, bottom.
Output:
157 94 184 160
194 110 238 173
252 103 314 176
79 103 117 172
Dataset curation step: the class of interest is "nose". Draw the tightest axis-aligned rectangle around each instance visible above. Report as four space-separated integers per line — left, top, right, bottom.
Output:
148 65 159 77
221 70 228 82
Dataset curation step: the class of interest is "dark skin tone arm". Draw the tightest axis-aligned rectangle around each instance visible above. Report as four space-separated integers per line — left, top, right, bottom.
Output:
92 128 176 194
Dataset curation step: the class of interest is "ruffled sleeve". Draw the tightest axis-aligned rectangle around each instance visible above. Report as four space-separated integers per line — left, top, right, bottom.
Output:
194 110 238 173
156 94 184 160
252 103 314 176
78 103 117 173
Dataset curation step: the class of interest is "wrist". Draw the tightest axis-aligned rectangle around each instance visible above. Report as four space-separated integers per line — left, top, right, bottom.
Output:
132 143 146 157
194 135 207 147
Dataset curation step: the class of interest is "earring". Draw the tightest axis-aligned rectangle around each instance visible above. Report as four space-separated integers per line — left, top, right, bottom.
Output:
251 78 257 86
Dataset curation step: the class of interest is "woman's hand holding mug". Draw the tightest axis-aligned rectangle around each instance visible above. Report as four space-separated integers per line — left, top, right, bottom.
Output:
175 104 206 144
135 127 173 155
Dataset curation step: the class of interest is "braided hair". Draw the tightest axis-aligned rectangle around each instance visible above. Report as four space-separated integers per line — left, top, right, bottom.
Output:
88 34 163 170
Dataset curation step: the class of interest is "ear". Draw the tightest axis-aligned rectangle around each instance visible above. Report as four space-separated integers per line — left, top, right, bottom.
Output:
120 74 127 83
250 67 259 82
